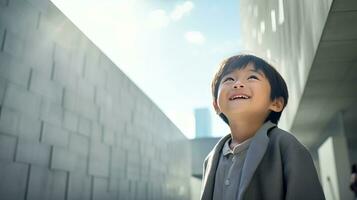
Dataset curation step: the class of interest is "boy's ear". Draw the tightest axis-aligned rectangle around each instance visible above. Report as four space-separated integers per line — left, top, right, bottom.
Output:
269 97 284 112
212 100 221 115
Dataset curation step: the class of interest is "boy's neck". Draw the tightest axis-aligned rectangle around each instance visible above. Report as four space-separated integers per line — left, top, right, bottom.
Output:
229 120 264 145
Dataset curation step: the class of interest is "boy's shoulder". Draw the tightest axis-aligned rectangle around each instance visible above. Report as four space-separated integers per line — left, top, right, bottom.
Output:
269 126 298 143
204 126 310 164
269 126 310 157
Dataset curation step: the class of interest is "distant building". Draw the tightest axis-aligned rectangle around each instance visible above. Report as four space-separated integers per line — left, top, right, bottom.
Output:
194 108 212 138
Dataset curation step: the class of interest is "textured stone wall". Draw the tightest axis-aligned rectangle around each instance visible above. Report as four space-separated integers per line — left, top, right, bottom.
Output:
0 0 191 199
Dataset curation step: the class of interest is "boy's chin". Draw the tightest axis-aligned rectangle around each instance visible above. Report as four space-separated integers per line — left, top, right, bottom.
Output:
225 107 249 114
225 111 248 119
226 111 261 121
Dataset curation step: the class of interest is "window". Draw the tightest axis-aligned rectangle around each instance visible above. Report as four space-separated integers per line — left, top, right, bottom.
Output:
278 0 285 24
266 49 271 60
271 10 277 32
257 32 262 44
260 21 265 34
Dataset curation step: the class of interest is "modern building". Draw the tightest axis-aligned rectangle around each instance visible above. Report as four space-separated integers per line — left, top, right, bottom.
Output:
194 108 212 138
239 0 357 199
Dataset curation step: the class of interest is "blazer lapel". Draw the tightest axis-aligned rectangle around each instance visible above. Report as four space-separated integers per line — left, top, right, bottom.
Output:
237 121 276 200
201 134 231 200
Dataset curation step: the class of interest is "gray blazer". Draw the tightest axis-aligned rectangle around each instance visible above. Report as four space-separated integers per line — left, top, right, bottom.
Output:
200 121 325 200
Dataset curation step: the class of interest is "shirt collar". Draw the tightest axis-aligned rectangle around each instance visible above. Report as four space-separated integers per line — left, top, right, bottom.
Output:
222 136 252 156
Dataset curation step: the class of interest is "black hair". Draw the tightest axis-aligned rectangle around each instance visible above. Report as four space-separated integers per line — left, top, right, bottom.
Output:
211 54 289 125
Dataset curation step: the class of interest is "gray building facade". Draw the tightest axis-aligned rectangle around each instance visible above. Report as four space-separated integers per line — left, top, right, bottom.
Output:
0 0 191 199
239 0 357 199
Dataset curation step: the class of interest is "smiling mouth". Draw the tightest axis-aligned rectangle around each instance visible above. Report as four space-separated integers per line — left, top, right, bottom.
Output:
229 95 251 101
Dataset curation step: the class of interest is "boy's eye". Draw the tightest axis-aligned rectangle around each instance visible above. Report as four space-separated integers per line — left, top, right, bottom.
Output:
248 75 259 80
223 77 234 82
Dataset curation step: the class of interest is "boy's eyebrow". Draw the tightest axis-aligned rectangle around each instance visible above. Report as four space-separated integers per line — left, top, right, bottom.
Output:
249 69 265 76
221 68 265 80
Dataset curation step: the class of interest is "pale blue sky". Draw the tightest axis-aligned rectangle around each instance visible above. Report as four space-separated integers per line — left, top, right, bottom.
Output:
51 0 242 139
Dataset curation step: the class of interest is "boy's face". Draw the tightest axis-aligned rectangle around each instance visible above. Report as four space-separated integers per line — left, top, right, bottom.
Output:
214 64 282 123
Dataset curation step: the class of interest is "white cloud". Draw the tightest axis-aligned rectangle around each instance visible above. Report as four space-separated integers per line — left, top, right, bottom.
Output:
170 1 194 21
148 9 170 28
147 1 194 29
185 31 206 45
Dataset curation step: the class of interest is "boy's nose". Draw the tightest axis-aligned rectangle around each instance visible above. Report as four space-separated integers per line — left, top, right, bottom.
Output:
233 81 245 89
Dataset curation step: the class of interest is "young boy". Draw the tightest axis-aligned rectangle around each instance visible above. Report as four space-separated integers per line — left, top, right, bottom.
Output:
200 54 325 200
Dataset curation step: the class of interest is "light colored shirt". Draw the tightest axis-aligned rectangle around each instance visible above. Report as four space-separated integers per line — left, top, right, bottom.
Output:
212 137 252 200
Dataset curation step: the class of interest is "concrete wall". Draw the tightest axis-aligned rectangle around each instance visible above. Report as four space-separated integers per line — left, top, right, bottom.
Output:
190 137 220 178
0 0 191 199
318 137 340 200
318 113 354 200
342 105 357 165
239 0 333 131
190 177 202 200
189 137 220 200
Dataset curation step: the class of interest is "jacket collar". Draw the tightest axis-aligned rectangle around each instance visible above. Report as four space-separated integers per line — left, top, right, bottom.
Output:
200 121 276 200
237 121 276 200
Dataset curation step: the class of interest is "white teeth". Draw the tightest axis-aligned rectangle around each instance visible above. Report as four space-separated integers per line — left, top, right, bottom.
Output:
230 95 249 100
